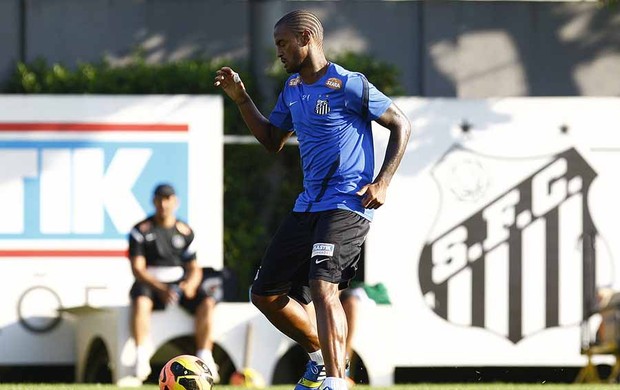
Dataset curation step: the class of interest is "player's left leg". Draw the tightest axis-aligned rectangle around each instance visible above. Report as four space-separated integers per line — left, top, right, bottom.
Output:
311 279 348 379
310 209 370 390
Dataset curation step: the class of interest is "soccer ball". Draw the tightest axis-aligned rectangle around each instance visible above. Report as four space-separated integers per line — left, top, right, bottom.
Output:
159 354 215 390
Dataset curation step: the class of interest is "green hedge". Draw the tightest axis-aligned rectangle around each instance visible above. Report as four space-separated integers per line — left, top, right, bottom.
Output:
3 54 404 301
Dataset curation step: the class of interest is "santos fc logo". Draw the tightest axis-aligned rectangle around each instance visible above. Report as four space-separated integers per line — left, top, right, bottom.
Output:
419 147 599 343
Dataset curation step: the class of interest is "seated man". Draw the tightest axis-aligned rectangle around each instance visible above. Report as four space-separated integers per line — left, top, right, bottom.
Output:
128 183 220 382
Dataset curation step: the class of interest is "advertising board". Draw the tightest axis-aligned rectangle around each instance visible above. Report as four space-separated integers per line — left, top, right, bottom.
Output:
0 95 223 364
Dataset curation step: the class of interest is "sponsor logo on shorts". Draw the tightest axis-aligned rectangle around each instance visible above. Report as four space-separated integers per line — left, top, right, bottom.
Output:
312 243 335 257
315 258 329 264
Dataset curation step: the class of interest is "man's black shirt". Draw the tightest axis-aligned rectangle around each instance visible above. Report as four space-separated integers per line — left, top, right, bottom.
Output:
128 216 196 267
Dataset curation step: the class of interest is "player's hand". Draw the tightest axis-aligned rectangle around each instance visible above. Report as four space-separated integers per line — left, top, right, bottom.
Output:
179 281 197 299
214 67 247 105
159 285 180 305
356 181 388 209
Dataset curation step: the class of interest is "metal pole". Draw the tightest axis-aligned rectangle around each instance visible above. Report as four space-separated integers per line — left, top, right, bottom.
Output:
249 0 282 112
19 0 27 63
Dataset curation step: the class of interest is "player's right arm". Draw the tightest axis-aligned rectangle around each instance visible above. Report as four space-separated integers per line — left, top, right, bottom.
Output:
214 67 292 153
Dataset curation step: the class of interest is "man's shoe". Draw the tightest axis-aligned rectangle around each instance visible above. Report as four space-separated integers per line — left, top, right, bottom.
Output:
135 359 152 381
207 362 220 384
345 358 354 387
294 360 326 390
199 355 220 383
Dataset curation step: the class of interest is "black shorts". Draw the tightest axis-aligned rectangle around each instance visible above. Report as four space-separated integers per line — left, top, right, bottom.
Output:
251 209 370 304
130 277 216 315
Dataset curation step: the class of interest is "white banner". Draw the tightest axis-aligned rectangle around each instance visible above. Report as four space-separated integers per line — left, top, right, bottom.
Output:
366 97 620 366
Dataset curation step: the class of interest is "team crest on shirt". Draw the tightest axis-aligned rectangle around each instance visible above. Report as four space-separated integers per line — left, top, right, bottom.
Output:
288 76 301 86
315 99 330 115
172 234 185 249
325 77 342 90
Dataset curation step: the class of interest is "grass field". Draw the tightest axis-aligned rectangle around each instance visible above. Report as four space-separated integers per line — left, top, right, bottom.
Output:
0 385 618 390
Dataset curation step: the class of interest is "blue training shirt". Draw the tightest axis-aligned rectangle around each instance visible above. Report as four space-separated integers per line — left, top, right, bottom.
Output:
269 62 392 220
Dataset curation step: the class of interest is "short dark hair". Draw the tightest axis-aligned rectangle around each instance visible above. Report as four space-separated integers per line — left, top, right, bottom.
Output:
153 183 176 197
275 9 324 43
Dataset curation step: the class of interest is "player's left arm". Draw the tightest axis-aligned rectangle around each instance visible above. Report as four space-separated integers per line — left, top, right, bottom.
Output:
356 103 411 209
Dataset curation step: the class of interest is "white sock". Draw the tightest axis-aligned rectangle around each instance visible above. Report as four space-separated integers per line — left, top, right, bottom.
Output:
197 348 215 364
197 348 220 382
134 345 151 380
135 345 149 364
309 350 324 365
321 377 348 390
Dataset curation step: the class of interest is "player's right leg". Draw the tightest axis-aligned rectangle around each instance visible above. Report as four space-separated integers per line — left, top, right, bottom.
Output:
250 212 325 389
251 293 326 390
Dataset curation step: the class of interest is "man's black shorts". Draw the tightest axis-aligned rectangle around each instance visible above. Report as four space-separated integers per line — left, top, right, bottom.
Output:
251 209 370 304
130 278 214 314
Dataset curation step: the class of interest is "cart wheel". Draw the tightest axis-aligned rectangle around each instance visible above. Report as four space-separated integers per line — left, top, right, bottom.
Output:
83 337 112 383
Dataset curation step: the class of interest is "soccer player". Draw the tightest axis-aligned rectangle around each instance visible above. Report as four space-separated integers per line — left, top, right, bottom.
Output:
215 9 411 390
128 183 220 383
